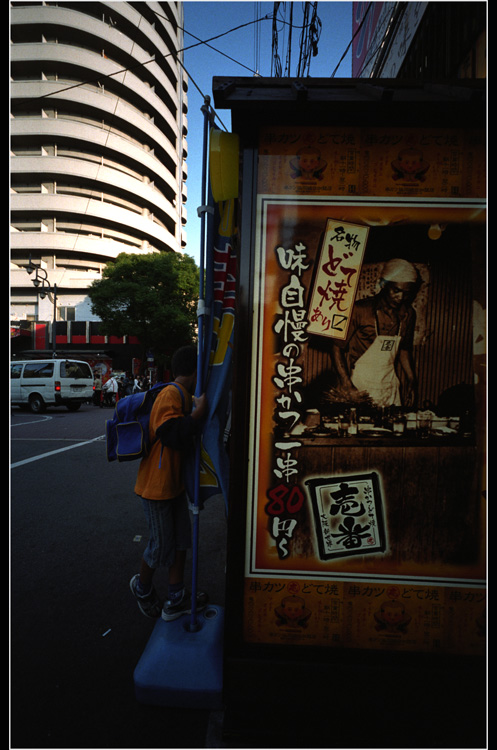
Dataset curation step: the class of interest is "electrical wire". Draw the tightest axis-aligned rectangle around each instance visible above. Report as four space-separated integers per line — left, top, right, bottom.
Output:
182 27 259 76
330 1 373 77
12 9 276 258
19 10 274 134
32 12 272 103
355 3 402 78
21 5 376 103
15 4 379 127
296 2 309 77
12 3 385 269
254 1 261 76
285 3 293 76
296 2 321 77
271 2 282 77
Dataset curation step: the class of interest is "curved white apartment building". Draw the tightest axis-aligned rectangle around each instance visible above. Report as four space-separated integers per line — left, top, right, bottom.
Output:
10 1 188 329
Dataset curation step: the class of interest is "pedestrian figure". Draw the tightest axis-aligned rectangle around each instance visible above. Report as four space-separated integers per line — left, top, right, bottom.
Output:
93 373 102 406
102 374 118 407
130 345 208 620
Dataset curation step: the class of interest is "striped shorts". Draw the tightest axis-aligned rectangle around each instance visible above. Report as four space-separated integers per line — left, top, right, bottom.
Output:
140 491 191 569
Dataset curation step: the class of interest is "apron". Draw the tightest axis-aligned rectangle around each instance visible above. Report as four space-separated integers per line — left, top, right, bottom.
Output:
351 317 402 407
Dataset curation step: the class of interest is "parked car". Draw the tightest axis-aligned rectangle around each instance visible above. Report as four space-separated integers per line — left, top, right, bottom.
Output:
10 359 94 413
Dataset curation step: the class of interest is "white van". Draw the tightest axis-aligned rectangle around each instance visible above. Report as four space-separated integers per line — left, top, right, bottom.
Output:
10 359 94 413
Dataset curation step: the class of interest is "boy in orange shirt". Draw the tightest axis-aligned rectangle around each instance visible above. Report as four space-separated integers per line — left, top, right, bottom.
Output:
130 345 208 620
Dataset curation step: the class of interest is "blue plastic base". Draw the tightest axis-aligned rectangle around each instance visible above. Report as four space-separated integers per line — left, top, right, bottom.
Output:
134 605 224 709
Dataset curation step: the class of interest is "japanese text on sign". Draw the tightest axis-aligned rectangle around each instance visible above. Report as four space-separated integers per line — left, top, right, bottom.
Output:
305 472 387 561
307 219 369 340
267 241 311 559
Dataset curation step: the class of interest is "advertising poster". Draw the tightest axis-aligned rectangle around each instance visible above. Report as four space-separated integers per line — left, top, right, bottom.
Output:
242 126 486 655
258 125 485 199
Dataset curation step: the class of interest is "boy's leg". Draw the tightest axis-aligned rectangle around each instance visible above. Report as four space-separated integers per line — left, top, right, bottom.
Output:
167 549 187 604
139 557 155 592
162 545 208 622
130 566 161 618
166 497 189 602
129 497 165 618
168 549 186 587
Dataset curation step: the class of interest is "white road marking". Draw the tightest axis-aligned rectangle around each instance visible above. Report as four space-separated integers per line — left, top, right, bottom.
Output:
10 435 105 469
10 415 53 427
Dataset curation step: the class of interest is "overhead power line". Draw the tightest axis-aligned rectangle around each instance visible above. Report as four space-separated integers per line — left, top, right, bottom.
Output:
31 12 272 103
330 1 373 77
272 2 322 78
254 2 262 75
20 5 363 119
297 2 322 77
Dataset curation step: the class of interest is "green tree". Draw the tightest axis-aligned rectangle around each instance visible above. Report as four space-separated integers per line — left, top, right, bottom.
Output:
87 252 199 367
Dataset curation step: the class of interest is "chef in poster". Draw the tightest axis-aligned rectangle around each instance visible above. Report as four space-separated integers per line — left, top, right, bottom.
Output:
330 258 420 408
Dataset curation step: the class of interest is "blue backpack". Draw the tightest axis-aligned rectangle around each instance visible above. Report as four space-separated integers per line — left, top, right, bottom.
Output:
106 382 185 462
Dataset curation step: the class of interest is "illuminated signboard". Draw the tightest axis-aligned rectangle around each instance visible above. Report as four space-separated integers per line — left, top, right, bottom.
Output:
241 124 486 654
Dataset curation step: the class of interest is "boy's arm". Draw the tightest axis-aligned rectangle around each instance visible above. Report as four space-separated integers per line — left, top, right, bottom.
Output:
155 391 207 450
156 415 197 449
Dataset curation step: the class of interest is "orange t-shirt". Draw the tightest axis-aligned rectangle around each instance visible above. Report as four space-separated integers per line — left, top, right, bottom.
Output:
134 383 192 501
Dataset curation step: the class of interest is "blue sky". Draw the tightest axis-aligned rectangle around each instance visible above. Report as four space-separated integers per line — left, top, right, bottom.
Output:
181 1 353 264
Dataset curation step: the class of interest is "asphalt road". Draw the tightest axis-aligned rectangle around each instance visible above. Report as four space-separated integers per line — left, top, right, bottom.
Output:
10 403 228 749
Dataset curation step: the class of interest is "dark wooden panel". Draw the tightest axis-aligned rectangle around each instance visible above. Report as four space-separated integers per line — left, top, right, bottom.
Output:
299 445 479 567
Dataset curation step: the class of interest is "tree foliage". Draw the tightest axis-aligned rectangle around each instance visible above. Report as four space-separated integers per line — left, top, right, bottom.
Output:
87 252 199 363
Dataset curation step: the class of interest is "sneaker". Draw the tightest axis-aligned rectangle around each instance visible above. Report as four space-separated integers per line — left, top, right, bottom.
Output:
129 574 162 618
161 589 209 621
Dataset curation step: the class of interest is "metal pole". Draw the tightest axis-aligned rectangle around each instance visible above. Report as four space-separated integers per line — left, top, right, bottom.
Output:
52 284 57 358
189 95 212 632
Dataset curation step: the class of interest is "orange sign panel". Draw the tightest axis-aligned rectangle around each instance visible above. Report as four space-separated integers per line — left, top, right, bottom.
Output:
258 126 485 199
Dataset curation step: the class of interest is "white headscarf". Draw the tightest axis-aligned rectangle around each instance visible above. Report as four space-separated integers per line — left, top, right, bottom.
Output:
381 258 418 284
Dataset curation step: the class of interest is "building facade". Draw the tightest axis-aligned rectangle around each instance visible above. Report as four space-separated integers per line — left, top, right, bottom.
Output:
352 1 486 80
10 1 188 362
